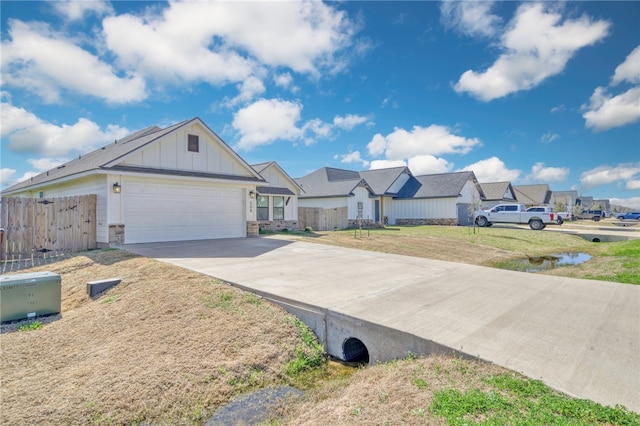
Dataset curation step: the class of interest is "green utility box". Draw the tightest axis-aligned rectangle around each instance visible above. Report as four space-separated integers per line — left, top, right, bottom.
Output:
0 271 61 322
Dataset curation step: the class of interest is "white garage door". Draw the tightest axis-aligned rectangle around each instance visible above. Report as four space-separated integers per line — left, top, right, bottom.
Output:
123 180 245 243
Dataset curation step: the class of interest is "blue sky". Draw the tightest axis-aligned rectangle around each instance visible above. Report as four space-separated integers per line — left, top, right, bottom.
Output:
1 1 639 208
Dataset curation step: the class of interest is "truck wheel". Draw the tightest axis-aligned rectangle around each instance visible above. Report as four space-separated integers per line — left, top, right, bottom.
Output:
529 219 544 230
556 217 564 225
593 216 601 222
476 216 489 227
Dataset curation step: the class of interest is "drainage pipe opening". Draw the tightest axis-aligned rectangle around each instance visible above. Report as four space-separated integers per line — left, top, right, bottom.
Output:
343 337 369 364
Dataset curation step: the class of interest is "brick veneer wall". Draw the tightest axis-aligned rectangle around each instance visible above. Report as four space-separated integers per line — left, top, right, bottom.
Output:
258 220 300 232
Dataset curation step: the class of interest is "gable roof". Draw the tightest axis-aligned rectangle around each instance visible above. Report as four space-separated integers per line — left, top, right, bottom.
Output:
2 117 264 195
295 167 368 198
395 171 479 199
513 184 552 205
359 166 410 195
295 166 412 199
251 161 303 196
479 181 516 201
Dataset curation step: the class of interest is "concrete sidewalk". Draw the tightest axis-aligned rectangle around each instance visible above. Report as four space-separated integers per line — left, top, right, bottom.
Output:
123 236 640 412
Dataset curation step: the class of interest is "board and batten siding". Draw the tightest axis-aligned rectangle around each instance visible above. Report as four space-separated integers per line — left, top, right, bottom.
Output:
121 122 253 178
7 175 109 243
458 180 481 203
386 197 458 225
348 186 376 220
298 197 347 209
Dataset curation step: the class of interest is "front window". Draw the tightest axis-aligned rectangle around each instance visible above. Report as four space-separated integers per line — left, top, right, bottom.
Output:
273 196 284 220
257 195 269 220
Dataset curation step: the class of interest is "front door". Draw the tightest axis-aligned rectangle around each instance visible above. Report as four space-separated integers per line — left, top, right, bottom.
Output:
374 200 380 223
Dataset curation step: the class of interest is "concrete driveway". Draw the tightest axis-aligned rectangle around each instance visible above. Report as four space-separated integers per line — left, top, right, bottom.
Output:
123 236 640 412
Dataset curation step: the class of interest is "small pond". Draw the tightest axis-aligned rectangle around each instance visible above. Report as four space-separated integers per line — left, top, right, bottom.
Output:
497 252 592 273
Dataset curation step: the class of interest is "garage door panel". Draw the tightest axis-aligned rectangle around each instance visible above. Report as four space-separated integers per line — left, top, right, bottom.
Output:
123 180 245 243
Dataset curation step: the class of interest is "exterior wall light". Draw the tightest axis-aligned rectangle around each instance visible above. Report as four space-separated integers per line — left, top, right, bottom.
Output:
249 190 256 199
113 182 121 193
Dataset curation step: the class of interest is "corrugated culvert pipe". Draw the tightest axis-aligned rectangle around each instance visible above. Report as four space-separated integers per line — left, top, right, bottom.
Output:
342 337 369 364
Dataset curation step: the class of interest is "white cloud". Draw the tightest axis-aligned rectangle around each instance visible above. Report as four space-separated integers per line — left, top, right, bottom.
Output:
582 87 640 131
1 20 146 104
626 181 640 191
232 98 370 150
103 1 355 87
333 114 370 130
440 0 501 38
0 168 17 187
366 125 481 160
274 73 294 88
527 162 569 182
1 102 129 157
611 197 640 211
580 164 640 190
611 45 640 85
540 133 560 144
232 99 304 150
455 3 610 101
51 0 112 21
460 157 521 183
340 151 369 168
408 155 452 175
302 118 333 142
370 160 407 170
582 46 640 131
223 76 266 108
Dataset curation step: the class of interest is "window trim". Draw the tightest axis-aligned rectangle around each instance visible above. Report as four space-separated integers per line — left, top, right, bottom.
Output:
273 196 285 220
257 195 269 221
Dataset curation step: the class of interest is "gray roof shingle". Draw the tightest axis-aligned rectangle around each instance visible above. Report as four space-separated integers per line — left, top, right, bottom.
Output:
295 166 409 198
395 171 477 199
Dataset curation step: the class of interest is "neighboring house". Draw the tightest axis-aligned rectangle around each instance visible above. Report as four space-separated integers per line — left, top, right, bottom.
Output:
391 171 484 226
551 190 579 212
478 181 518 208
513 184 552 207
593 199 611 212
295 167 483 228
295 167 382 228
1 117 268 245
251 162 303 232
576 196 594 209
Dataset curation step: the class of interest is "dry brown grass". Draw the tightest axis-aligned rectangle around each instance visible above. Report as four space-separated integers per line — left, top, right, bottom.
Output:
0 249 304 425
273 355 508 425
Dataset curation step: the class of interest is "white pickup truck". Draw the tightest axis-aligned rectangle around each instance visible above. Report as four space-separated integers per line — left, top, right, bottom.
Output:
474 203 560 230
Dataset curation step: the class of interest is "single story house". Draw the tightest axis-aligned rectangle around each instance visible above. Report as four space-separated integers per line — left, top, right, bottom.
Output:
251 162 303 232
295 167 484 228
1 117 295 245
295 166 411 228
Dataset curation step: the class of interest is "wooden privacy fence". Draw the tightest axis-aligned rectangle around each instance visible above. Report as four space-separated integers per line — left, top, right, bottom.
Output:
299 207 348 231
1 195 97 262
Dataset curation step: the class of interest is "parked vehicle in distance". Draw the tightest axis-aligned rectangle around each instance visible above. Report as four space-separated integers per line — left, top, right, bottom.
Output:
616 212 640 220
475 203 559 230
577 209 603 221
526 206 571 224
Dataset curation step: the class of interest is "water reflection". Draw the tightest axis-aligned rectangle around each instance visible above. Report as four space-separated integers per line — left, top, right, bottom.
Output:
499 252 592 273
